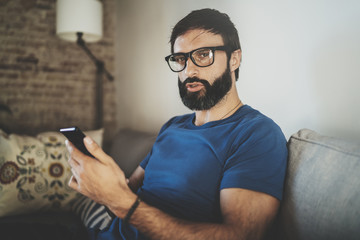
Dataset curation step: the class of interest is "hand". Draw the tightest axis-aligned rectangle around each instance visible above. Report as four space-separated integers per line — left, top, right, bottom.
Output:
66 136 137 215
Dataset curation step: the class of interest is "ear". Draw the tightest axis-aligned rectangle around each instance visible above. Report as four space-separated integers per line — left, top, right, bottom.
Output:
230 49 241 72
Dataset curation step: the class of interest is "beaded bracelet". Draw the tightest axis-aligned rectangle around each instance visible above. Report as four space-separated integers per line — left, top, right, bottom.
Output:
124 196 141 224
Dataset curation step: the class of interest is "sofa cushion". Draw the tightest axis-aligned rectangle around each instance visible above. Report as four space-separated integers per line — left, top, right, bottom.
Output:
0 129 103 217
278 129 360 240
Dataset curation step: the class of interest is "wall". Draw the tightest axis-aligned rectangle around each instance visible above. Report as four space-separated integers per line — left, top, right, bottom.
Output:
115 0 360 141
0 0 116 143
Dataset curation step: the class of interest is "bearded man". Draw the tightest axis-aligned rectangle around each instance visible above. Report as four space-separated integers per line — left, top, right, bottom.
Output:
67 8 288 240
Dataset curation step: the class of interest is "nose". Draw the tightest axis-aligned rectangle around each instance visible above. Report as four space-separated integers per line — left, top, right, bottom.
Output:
184 57 198 78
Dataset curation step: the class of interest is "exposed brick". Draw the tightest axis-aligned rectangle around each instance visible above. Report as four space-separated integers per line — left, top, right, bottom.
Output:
0 0 116 142
20 0 36 10
41 66 74 73
16 54 39 64
0 63 33 71
0 73 18 79
0 48 26 55
35 3 52 10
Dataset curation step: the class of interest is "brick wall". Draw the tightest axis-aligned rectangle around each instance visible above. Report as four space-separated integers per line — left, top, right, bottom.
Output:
0 0 116 144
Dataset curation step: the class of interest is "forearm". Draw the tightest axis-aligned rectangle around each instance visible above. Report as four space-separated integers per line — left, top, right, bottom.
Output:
111 200 247 240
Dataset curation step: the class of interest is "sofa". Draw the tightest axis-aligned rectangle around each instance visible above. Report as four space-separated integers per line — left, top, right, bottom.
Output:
0 128 359 239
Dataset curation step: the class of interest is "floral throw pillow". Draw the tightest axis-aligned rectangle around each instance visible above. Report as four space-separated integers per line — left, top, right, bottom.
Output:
0 128 104 217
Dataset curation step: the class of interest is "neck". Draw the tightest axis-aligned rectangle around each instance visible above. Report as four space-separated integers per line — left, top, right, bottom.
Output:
194 92 243 126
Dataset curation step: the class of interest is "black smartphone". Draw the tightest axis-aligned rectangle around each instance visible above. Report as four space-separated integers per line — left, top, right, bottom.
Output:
60 126 94 157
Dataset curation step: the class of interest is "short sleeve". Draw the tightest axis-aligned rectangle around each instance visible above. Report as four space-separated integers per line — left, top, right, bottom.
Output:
220 120 288 200
140 150 151 169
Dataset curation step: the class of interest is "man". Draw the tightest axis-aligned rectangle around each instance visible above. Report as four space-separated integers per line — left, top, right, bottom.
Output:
67 9 288 240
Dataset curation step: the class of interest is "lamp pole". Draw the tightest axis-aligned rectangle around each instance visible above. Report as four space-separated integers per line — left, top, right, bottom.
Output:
76 32 113 129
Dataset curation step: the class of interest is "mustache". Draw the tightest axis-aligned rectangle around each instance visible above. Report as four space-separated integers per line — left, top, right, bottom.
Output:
178 77 211 88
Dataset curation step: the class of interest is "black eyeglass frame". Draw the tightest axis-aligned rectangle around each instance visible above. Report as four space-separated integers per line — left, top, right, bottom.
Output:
165 46 231 72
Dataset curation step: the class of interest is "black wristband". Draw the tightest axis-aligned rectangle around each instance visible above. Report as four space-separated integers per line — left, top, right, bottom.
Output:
124 196 141 224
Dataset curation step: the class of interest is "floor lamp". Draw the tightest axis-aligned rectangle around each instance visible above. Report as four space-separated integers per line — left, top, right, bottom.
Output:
56 0 113 129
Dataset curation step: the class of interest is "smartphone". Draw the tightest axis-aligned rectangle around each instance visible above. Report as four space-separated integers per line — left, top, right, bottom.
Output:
60 126 94 157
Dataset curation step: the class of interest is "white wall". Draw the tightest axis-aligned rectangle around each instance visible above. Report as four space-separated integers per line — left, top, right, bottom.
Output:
115 0 360 140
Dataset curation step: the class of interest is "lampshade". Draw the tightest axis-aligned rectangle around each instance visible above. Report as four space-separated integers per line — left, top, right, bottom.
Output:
56 0 103 42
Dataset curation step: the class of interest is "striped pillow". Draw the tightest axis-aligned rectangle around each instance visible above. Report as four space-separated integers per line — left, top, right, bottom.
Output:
72 196 113 230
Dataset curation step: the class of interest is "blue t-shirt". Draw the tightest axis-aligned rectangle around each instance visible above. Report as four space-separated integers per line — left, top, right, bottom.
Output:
89 105 288 239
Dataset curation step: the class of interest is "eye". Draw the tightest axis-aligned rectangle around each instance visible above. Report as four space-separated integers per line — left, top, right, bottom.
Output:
194 49 212 59
171 55 186 64
199 51 210 58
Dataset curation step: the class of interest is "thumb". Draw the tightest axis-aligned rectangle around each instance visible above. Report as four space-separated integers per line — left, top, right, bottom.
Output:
83 136 112 163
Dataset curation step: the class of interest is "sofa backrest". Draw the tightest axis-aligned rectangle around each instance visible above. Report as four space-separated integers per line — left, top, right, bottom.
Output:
109 128 156 177
278 129 360 240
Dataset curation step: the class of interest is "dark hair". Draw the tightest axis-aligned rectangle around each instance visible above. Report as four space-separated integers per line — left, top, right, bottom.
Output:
170 8 241 80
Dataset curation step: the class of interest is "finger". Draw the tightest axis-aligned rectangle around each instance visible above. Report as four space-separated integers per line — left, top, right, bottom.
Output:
65 139 73 153
68 175 79 191
83 136 113 164
66 138 90 164
70 166 80 180
68 153 80 167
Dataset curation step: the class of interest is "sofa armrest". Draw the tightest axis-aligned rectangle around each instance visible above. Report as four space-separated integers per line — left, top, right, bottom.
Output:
278 129 360 240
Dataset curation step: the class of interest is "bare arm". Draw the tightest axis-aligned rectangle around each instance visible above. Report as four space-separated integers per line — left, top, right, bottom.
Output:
67 137 279 240
115 188 279 240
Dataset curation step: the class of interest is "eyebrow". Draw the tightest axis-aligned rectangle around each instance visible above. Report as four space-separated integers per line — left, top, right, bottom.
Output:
173 46 225 55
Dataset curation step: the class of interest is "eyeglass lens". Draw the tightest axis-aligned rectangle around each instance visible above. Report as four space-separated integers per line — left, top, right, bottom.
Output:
168 48 215 72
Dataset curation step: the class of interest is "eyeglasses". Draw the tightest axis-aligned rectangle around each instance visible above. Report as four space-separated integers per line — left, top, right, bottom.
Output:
165 46 229 72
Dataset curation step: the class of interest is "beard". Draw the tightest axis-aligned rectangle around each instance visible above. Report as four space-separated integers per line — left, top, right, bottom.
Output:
178 66 233 111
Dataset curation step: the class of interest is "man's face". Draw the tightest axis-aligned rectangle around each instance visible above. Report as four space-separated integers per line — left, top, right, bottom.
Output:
173 29 233 110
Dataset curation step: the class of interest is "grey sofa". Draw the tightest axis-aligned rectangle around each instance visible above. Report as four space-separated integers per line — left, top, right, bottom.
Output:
1 128 359 239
